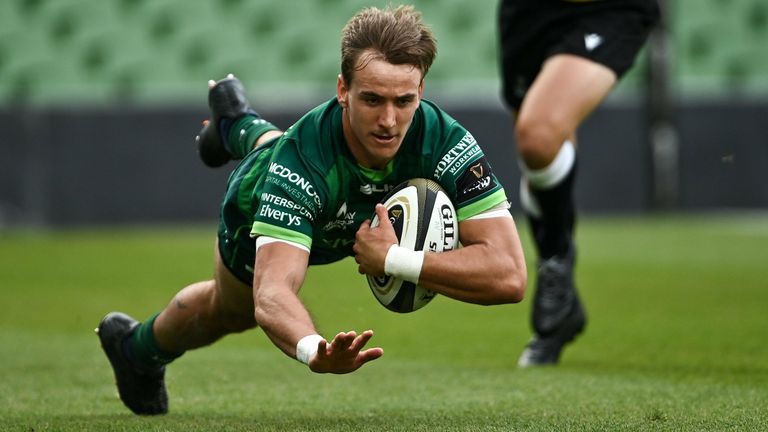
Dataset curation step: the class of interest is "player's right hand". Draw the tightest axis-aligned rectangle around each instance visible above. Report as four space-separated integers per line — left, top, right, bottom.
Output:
353 204 399 277
308 330 384 374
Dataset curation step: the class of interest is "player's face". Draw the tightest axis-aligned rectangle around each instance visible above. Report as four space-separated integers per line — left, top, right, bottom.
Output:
337 52 423 170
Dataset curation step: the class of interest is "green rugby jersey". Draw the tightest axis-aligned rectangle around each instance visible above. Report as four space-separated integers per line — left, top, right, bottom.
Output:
218 98 508 282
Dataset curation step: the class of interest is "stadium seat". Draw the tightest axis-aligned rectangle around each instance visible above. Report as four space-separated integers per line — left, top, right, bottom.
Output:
2 0 767 106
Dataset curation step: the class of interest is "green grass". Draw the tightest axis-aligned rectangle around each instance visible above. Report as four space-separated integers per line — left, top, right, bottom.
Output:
1 215 767 431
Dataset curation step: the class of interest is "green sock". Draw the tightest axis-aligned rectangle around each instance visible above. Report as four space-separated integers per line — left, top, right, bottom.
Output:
226 116 280 159
126 313 183 369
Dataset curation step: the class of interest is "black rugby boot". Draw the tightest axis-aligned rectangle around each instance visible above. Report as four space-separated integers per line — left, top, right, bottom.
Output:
518 250 586 367
96 312 168 415
195 76 257 167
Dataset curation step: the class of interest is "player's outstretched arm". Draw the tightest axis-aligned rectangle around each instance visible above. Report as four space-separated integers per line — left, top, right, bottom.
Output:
252 241 383 373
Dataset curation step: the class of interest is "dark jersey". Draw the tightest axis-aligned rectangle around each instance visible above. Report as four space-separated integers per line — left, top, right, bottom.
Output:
218 98 508 284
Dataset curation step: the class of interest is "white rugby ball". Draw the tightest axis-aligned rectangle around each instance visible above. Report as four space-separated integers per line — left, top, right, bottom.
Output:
367 178 459 313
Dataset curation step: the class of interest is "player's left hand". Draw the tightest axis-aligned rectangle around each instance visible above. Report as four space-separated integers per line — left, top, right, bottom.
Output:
308 330 384 374
353 204 399 277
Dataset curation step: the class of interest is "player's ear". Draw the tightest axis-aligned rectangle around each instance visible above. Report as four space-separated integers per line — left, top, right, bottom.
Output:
337 74 348 108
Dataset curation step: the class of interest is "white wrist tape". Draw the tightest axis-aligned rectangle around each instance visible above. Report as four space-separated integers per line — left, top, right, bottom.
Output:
296 334 323 365
384 244 424 284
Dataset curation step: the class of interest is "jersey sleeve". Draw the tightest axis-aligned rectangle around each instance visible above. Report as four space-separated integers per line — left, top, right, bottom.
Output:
431 120 508 221
250 138 326 250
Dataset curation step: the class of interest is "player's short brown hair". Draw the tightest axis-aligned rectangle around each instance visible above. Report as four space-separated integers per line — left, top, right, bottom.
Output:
340 5 437 85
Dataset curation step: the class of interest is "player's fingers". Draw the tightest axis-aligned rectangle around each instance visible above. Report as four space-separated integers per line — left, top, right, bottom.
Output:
342 331 358 350
374 204 391 228
332 331 355 352
316 339 328 358
357 347 384 364
352 241 361 256
352 249 365 272
349 330 374 352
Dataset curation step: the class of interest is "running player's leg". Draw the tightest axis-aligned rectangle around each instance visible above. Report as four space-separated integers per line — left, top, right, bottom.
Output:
515 54 615 261
502 0 660 366
514 54 615 367
516 54 615 168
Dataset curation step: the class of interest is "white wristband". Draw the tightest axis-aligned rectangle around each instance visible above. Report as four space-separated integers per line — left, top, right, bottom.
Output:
296 334 323 365
384 244 424 284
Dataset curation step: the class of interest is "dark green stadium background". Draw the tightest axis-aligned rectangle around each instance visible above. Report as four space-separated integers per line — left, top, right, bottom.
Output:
1 0 767 226
1 0 767 105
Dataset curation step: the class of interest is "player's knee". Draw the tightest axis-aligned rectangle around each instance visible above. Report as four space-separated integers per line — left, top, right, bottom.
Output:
514 117 568 168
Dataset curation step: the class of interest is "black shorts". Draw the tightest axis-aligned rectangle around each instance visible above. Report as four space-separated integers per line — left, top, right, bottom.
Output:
499 0 660 110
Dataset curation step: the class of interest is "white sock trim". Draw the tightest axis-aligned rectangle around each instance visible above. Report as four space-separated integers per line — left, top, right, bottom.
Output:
523 140 575 190
519 177 542 218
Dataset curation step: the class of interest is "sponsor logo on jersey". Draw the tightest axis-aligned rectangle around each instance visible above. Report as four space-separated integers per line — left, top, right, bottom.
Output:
268 163 322 208
260 192 314 221
470 162 484 178
258 204 302 227
266 177 317 210
464 176 492 194
455 157 497 204
359 183 395 195
322 202 357 231
434 131 481 179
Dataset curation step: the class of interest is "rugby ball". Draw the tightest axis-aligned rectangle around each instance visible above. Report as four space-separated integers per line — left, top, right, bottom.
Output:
367 178 458 313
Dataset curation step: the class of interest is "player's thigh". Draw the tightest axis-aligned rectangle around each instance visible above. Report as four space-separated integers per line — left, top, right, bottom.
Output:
506 0 658 137
214 241 257 329
517 54 617 140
